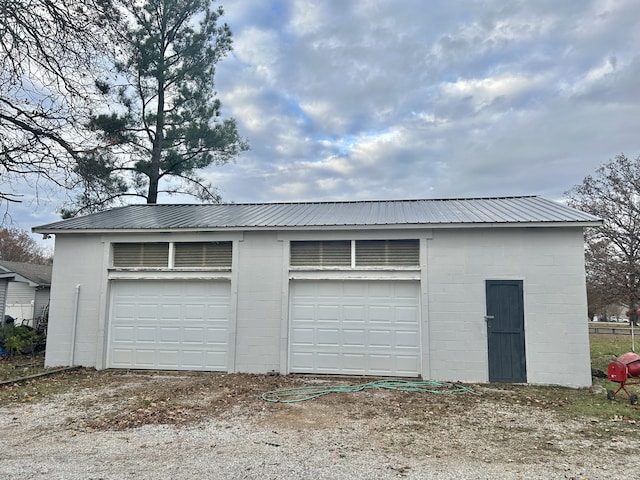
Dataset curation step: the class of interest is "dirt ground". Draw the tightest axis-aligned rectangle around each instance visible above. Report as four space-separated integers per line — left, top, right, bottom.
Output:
1 369 640 479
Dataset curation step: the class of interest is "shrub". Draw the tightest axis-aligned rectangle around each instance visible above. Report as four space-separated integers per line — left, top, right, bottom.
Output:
0 325 41 356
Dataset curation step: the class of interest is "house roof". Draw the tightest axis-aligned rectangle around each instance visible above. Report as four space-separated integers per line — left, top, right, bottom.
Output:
0 261 52 286
32 196 601 233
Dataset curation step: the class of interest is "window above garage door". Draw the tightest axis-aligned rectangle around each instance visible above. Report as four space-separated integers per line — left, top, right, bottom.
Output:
112 242 232 269
290 239 419 269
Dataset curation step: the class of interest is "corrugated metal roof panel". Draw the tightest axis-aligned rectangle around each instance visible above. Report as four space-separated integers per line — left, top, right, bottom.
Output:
32 196 601 232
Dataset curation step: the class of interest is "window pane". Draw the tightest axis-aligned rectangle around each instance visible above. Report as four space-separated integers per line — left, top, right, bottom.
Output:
290 241 351 266
355 240 419 266
113 243 169 267
174 242 232 268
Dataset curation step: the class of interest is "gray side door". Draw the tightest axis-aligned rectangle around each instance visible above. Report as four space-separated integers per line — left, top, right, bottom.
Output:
485 280 526 383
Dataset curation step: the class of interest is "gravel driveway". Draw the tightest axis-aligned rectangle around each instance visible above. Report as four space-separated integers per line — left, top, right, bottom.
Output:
0 370 638 479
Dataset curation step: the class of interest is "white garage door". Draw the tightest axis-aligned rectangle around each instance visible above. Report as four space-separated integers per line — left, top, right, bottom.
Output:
109 280 230 371
290 280 421 376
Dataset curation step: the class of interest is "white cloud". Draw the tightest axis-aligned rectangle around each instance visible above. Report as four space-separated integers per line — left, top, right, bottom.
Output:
8 0 640 230
560 57 618 96
287 0 328 37
233 27 281 84
272 181 308 197
440 73 547 112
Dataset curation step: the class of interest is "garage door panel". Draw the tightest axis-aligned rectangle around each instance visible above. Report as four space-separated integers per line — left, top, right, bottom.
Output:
109 280 230 371
343 283 367 297
396 330 420 347
395 356 420 374
342 353 366 371
184 304 206 319
317 328 340 346
343 305 365 321
207 304 230 319
396 306 419 323
204 351 227 367
205 327 228 344
113 304 136 320
134 349 155 367
290 280 421 377
317 283 341 297
182 350 205 366
292 304 315 320
110 348 134 366
138 304 161 316
291 351 314 369
159 327 180 342
137 326 157 343
394 282 419 298
369 306 393 323
368 354 393 373
182 327 205 343
318 305 339 320
316 352 340 370
291 327 314 345
343 329 366 346
368 329 392 346
368 283 392 298
112 325 135 341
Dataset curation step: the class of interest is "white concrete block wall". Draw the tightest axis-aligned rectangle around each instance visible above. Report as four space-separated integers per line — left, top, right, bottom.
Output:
523 229 591 386
43 225 591 387
45 234 105 368
233 232 284 373
426 227 591 387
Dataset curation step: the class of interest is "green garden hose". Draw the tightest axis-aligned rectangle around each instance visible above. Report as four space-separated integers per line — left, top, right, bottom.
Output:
258 378 481 403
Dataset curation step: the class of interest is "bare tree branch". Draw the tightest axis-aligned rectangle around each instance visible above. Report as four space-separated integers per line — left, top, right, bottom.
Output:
0 0 116 217
566 153 640 324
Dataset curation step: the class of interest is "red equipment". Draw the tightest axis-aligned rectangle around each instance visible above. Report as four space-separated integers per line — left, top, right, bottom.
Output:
607 352 640 404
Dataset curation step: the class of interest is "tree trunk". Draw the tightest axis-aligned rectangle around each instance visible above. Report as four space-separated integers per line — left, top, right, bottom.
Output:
147 128 162 204
147 13 167 204
629 296 638 327
147 78 164 204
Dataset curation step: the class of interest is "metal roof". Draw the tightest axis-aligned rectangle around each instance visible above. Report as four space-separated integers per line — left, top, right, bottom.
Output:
32 196 601 233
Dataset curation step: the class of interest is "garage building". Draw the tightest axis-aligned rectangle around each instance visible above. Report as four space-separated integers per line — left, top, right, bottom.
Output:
33 196 600 387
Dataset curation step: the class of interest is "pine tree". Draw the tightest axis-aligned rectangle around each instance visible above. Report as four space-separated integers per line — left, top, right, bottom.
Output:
65 0 248 216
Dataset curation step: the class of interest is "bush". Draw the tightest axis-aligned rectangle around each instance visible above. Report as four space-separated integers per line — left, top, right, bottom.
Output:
0 325 42 356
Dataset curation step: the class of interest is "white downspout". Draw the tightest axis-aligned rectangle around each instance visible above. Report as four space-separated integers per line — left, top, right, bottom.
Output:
70 284 81 366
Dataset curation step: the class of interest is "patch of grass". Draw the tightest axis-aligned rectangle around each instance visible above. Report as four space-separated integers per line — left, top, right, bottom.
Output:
0 354 47 381
590 334 637 372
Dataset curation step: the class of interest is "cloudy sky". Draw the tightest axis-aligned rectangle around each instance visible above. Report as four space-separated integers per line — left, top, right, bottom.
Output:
7 0 640 246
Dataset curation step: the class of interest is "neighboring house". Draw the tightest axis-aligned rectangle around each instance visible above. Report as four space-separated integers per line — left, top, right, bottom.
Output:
0 272 15 323
0 261 52 326
33 196 601 387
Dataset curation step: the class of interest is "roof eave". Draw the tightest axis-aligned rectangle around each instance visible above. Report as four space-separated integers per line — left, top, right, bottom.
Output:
33 220 602 235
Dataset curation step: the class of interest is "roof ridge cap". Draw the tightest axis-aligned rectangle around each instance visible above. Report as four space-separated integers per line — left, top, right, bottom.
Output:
124 195 540 207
